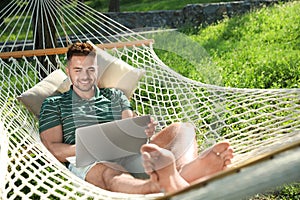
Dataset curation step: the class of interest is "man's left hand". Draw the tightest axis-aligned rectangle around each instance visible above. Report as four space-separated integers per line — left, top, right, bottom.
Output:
145 117 158 138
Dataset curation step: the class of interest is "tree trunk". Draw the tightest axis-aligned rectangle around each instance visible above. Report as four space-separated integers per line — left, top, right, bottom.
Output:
33 2 57 79
109 0 120 12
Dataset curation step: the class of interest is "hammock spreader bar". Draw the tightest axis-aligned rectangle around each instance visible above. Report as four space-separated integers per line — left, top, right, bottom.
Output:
0 39 154 59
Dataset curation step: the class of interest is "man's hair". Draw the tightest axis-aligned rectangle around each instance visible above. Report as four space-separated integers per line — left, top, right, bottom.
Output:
66 42 96 61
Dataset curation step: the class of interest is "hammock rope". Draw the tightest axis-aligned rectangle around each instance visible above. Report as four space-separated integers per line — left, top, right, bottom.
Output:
0 0 299 199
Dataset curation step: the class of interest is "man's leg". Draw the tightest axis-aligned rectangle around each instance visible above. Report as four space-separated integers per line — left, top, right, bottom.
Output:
150 122 233 183
85 162 160 194
179 141 233 182
150 122 198 170
140 142 234 193
141 144 189 193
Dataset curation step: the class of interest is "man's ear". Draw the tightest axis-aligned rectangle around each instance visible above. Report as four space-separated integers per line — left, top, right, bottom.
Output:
65 66 70 76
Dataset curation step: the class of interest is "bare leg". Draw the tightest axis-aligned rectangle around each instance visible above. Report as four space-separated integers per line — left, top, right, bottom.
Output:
179 141 234 183
150 122 234 183
150 122 198 170
141 144 189 193
85 162 160 194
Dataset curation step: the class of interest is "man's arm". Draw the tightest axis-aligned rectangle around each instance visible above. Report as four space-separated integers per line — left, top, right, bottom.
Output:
122 109 135 119
40 125 75 163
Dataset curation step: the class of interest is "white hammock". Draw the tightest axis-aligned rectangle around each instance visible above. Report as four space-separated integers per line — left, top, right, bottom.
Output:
0 0 299 199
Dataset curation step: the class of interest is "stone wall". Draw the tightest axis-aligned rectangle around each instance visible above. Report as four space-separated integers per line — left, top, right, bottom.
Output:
105 0 288 29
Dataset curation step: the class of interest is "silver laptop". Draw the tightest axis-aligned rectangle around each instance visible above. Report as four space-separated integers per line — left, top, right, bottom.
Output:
70 115 150 167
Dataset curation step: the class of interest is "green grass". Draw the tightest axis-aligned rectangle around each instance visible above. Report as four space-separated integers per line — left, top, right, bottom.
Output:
158 1 300 89
193 1 300 89
85 0 237 12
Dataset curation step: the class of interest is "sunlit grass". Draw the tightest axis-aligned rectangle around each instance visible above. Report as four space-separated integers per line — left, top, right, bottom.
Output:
186 1 300 89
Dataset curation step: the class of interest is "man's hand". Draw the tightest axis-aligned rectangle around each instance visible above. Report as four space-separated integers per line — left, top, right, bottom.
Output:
145 117 158 138
122 111 158 140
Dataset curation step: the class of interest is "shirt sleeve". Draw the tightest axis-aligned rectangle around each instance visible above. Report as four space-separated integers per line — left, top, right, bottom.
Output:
105 88 132 111
117 89 132 111
39 97 62 133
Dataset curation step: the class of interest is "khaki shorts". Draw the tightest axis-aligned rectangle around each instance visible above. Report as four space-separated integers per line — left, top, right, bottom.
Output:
68 154 149 180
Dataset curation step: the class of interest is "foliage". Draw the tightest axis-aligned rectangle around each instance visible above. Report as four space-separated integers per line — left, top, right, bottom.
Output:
85 0 238 12
250 183 300 200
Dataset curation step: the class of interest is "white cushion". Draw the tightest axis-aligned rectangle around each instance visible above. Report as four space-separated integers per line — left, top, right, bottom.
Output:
93 43 145 98
17 69 69 117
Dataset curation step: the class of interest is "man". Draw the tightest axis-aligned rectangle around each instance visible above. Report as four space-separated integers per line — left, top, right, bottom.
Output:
39 42 233 194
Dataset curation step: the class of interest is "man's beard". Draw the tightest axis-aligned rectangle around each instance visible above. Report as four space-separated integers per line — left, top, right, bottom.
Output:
73 78 95 92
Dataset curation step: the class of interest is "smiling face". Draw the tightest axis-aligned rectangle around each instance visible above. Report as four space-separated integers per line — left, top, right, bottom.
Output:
66 55 98 99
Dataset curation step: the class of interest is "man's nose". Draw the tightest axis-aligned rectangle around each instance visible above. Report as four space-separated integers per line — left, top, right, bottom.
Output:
80 70 90 79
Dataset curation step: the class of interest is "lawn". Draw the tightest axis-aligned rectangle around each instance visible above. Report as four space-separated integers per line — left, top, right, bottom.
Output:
188 1 300 89
185 2 298 89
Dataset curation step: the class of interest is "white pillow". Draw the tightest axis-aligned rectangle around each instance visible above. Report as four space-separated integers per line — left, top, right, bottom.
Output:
17 69 69 117
92 42 145 98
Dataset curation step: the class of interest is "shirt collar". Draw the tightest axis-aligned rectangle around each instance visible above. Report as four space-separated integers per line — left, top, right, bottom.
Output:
69 85 100 102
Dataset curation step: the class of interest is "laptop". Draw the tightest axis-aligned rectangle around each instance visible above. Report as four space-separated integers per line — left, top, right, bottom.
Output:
67 115 151 167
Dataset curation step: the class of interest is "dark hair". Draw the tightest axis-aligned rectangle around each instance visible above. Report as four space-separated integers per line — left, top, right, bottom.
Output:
66 42 96 61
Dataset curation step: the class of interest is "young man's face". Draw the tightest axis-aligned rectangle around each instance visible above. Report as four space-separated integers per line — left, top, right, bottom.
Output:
66 55 98 95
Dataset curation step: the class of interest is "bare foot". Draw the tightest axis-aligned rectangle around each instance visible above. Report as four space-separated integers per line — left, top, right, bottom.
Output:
179 141 234 183
141 143 189 193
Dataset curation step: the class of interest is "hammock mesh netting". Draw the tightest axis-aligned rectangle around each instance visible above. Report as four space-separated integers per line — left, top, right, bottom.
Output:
0 0 299 199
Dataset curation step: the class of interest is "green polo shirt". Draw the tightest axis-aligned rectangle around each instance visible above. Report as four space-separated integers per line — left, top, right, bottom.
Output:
39 86 132 144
